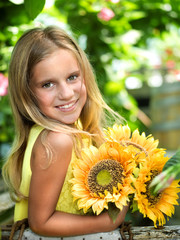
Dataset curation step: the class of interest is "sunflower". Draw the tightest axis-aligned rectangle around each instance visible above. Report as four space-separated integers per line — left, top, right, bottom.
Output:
70 141 135 215
132 153 180 227
105 124 160 158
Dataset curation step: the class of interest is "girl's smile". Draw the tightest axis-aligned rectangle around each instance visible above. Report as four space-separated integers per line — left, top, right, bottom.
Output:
30 49 87 124
57 100 77 111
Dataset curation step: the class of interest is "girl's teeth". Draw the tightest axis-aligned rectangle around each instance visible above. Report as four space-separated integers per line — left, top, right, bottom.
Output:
59 102 74 109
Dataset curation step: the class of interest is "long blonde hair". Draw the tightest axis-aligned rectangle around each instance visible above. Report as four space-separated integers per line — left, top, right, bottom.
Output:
2 26 123 201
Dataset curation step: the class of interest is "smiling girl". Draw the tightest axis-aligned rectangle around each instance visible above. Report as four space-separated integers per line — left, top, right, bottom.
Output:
2 26 128 237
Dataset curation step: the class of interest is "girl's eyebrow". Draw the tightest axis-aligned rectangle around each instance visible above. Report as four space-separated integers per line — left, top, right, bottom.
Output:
67 69 81 76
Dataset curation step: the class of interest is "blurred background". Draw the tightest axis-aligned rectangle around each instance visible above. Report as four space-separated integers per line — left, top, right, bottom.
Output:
0 0 180 227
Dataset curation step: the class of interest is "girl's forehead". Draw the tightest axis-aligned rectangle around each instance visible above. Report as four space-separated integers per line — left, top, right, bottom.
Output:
44 49 78 64
31 49 81 78
42 48 78 62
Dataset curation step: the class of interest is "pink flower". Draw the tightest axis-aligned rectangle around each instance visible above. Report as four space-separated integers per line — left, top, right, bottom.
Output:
166 60 175 69
0 73 8 96
173 69 180 81
98 8 115 21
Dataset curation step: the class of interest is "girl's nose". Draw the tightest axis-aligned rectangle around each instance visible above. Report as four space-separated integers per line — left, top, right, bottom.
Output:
57 83 74 100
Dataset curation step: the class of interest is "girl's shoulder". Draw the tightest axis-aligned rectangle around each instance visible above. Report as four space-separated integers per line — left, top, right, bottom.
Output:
45 130 73 150
30 124 73 153
31 129 74 170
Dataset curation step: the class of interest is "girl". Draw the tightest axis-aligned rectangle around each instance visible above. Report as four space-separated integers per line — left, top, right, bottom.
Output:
2 26 128 237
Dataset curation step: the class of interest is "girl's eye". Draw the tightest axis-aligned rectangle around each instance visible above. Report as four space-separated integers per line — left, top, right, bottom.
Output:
67 75 78 81
42 82 54 88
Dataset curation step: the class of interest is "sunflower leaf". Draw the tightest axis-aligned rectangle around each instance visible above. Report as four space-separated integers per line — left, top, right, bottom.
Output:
130 200 139 213
108 203 120 223
163 149 180 172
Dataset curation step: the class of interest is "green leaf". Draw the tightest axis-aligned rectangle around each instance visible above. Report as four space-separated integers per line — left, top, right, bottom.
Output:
176 172 180 180
104 81 123 96
108 203 120 223
163 149 180 171
24 0 46 20
130 200 139 213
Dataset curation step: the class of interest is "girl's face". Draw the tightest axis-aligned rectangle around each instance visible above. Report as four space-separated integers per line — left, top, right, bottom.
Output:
30 49 87 125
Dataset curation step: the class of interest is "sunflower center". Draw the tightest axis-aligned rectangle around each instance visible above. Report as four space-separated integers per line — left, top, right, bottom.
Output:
145 170 162 206
96 170 112 186
87 159 124 195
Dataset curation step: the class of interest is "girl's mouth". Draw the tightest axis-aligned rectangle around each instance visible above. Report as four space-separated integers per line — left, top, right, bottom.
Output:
57 100 77 111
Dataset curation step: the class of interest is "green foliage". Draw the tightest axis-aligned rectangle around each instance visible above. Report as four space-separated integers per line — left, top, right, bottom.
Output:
0 94 14 167
24 0 46 20
0 96 14 143
163 149 180 171
163 149 180 180
108 202 120 223
0 2 29 28
149 149 180 196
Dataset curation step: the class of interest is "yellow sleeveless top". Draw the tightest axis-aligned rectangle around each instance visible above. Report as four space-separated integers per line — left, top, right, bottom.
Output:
14 124 84 222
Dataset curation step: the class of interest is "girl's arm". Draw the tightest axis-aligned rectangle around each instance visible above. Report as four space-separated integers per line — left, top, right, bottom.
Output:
28 131 128 237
